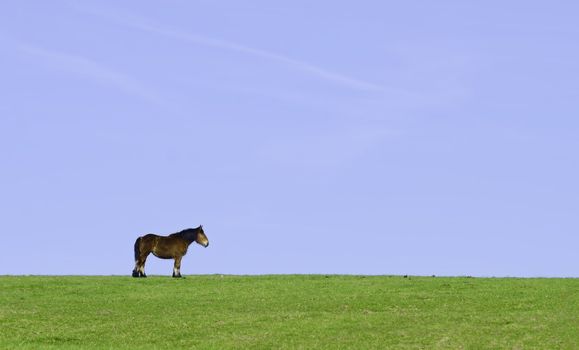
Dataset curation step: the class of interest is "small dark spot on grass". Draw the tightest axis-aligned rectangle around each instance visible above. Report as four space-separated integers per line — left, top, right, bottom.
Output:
35 336 80 344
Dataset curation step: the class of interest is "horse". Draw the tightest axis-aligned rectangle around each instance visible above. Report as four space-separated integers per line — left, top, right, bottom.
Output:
132 225 209 278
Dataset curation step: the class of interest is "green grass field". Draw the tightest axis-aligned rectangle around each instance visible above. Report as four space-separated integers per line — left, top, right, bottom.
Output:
0 275 577 349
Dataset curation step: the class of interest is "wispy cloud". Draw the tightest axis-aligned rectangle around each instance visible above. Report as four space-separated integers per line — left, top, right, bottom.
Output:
259 125 400 169
73 6 390 93
19 44 161 103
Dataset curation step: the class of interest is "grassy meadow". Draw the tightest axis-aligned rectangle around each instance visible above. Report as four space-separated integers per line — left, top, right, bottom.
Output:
0 275 577 349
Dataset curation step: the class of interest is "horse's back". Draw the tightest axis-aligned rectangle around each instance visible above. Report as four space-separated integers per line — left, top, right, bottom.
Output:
140 233 188 259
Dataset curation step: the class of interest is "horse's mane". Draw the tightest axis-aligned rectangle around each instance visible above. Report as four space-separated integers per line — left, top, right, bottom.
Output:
177 227 200 234
170 227 201 243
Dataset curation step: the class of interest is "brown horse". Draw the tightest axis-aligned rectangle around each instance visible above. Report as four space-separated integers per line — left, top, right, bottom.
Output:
132 226 209 278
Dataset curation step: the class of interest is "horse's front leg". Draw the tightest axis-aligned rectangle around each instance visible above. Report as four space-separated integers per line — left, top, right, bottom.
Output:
172 256 183 278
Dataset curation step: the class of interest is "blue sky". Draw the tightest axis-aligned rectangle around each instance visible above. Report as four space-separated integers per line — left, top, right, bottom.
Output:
1 1 577 277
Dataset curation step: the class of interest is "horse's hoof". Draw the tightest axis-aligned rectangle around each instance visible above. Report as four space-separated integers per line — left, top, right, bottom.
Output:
172 274 182 278
132 271 139 278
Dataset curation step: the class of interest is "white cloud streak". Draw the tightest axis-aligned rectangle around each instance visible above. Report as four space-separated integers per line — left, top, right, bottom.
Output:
74 6 389 93
19 44 161 103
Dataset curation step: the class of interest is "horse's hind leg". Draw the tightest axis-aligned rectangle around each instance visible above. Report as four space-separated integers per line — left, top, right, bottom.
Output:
137 254 149 277
132 236 149 278
133 258 147 277
132 250 150 278
172 256 183 278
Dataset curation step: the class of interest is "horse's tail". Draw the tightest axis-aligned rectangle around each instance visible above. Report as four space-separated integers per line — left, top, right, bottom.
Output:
134 236 142 261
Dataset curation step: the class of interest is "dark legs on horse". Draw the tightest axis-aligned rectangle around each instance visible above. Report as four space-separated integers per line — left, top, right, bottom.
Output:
132 253 149 278
172 256 183 278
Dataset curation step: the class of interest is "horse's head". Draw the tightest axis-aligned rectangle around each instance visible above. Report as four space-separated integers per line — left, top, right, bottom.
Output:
195 225 209 248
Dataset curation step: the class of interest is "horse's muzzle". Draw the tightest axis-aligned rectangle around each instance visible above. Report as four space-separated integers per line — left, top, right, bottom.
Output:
204 242 209 248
